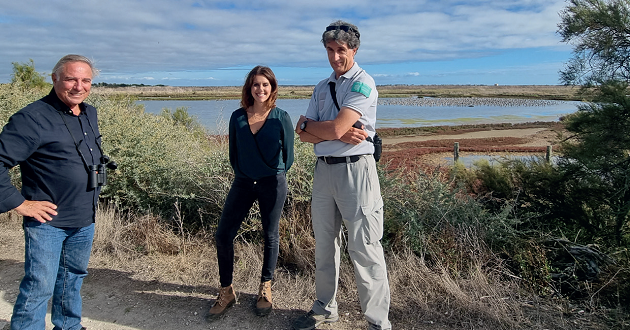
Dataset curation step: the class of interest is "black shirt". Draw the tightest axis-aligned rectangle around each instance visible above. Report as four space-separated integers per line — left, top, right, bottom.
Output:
229 107 294 180
0 88 102 227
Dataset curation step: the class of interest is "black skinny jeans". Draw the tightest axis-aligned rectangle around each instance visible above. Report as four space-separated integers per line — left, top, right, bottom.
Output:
215 173 288 287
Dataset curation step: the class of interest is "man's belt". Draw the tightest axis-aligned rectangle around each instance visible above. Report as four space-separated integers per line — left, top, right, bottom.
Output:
318 155 363 164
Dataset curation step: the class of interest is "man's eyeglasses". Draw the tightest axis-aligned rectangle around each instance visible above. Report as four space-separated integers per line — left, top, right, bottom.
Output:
325 25 360 39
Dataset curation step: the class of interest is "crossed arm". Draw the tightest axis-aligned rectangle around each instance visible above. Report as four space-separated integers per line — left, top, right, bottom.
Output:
295 107 368 145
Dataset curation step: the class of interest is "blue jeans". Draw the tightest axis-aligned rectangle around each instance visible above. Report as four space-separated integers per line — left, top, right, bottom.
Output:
216 173 287 287
11 222 94 330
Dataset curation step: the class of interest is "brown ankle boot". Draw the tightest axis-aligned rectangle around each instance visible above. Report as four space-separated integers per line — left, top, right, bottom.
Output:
206 284 236 320
255 281 273 316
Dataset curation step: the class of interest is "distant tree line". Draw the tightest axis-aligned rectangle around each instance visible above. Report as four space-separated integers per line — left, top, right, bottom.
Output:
93 82 167 88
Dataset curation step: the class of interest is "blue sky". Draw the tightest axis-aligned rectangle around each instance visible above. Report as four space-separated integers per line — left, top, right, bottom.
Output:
0 0 572 86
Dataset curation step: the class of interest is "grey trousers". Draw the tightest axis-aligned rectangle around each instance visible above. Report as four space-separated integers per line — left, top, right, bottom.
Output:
310 155 391 329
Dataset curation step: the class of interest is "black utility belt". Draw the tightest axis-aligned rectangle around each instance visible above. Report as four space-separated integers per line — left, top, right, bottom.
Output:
318 155 367 164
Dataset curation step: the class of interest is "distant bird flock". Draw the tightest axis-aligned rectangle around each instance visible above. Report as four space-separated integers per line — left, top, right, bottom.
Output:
378 97 563 107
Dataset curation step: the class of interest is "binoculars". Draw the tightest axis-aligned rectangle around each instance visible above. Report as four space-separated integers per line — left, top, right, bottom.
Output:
353 122 382 162
88 155 118 189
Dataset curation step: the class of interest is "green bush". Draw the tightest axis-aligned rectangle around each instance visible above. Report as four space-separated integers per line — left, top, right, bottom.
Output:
557 82 630 246
89 94 232 228
0 82 49 125
381 167 520 260
10 59 51 89
160 106 207 138
451 156 605 240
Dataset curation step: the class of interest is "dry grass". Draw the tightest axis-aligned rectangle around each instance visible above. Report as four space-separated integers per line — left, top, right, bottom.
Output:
389 255 525 329
377 84 583 100
0 203 614 329
86 205 584 329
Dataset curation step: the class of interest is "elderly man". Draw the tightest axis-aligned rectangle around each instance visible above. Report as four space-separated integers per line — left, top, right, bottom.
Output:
293 21 391 330
0 54 109 330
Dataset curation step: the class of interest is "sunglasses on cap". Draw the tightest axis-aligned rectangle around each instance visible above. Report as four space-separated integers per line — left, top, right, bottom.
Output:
325 25 360 39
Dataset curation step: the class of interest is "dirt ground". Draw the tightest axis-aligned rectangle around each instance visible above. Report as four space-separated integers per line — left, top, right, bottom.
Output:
0 220 368 330
0 126 572 330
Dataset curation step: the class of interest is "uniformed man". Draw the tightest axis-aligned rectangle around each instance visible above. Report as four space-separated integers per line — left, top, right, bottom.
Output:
293 20 391 330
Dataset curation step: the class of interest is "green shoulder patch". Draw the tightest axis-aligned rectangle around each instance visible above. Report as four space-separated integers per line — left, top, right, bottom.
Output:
351 81 372 98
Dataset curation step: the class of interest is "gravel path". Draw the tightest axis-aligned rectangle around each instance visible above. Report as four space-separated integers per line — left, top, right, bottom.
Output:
382 127 549 145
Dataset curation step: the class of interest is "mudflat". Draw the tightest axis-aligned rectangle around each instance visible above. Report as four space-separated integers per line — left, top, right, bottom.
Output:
380 123 562 169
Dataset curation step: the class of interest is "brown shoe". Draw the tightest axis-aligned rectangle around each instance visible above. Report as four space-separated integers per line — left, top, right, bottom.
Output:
206 285 236 320
255 280 272 316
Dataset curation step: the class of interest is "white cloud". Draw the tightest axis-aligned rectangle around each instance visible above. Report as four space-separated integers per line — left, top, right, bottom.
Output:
0 0 570 84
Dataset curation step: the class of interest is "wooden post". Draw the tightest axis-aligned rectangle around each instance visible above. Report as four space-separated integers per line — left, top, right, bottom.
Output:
546 145 552 162
454 142 459 162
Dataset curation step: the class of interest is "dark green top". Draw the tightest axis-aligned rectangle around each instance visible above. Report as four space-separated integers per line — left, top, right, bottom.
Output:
229 107 294 180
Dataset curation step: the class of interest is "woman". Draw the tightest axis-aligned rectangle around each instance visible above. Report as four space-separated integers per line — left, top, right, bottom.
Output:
207 66 294 319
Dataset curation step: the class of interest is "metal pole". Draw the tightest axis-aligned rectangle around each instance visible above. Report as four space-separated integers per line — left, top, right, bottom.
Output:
454 142 460 162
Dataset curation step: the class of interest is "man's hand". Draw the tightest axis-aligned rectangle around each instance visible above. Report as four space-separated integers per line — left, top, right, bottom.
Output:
339 126 368 145
296 115 324 143
295 115 308 134
14 200 58 223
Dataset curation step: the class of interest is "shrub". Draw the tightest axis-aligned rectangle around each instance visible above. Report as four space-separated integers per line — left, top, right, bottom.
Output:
451 157 591 239
89 93 232 228
557 81 630 246
0 82 49 125
10 59 50 89
160 106 207 138
381 167 520 262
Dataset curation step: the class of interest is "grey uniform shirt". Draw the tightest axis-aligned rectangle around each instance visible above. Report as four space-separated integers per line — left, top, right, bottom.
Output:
305 62 378 157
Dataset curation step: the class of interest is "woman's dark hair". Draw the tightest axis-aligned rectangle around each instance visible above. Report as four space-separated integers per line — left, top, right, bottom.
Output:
241 66 278 110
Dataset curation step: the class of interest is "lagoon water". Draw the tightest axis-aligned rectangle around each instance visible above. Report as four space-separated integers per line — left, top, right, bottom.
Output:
138 98 581 133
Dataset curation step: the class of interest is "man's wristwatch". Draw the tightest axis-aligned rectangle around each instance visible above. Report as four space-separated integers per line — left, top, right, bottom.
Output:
300 120 307 131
